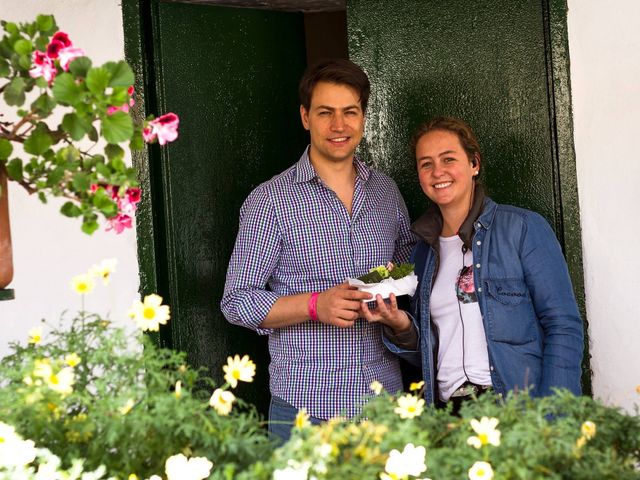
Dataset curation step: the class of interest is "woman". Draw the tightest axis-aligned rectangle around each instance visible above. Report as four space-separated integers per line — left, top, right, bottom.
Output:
362 117 584 409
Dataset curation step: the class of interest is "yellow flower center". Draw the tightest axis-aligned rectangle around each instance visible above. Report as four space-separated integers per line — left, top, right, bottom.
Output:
143 307 156 319
78 283 88 292
479 433 488 444
408 406 416 413
478 468 486 476
232 368 241 379
49 374 59 385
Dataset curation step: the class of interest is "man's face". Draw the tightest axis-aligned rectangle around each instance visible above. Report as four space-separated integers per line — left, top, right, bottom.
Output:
300 81 365 166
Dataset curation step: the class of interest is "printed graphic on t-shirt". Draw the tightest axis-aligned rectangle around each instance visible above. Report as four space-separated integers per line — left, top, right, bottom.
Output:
456 265 478 304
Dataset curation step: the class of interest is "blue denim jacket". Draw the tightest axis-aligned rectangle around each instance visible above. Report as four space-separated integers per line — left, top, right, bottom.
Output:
385 192 584 405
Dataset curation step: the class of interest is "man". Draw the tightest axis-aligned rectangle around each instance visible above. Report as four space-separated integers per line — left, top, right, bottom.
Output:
221 59 415 441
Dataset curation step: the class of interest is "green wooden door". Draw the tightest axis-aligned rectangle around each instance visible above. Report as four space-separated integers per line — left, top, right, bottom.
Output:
124 0 589 407
347 0 588 389
124 0 308 412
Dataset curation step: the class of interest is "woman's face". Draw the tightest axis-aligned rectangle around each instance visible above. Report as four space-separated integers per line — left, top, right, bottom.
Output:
415 129 478 211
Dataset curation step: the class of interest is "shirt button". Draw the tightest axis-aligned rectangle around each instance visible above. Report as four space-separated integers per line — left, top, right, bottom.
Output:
476 240 482 246
490 365 494 371
475 263 481 268
476 223 481 228
477 287 482 292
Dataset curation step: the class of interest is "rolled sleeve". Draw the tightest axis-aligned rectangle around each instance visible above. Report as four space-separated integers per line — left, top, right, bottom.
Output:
221 186 281 335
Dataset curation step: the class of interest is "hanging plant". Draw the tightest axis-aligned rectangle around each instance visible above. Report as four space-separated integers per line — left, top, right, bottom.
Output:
0 14 178 234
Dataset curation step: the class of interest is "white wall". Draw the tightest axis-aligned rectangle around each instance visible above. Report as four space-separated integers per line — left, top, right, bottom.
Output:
0 0 139 356
568 0 640 412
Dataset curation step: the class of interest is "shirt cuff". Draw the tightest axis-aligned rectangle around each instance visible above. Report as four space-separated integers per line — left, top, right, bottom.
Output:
382 315 419 351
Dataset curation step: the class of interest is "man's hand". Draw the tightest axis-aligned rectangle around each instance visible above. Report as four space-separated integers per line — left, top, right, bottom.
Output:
316 282 372 328
360 293 411 333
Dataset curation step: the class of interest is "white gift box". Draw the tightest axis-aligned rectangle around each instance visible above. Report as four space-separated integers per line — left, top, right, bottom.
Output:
347 274 419 301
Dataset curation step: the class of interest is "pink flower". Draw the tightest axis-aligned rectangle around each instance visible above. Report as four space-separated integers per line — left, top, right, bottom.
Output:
142 126 156 143
144 113 179 145
105 213 133 234
58 46 85 71
117 196 137 217
46 39 66 59
107 104 130 115
126 187 141 204
51 31 72 48
29 51 57 83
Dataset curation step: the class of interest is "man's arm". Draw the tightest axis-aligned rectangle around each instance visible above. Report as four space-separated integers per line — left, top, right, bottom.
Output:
261 282 374 329
221 186 373 333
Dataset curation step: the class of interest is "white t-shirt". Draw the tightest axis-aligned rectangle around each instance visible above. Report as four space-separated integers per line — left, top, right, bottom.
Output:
430 235 492 401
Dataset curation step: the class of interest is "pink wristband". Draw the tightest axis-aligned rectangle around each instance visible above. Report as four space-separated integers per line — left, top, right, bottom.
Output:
308 292 319 322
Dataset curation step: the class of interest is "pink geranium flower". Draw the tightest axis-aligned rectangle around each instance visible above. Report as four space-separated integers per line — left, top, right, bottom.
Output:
46 39 66 59
52 31 72 48
126 187 141 204
29 51 57 83
143 113 179 145
105 213 133 234
107 104 130 115
58 46 85 71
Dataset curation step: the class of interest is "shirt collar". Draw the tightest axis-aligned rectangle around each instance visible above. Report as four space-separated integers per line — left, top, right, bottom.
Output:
294 146 371 184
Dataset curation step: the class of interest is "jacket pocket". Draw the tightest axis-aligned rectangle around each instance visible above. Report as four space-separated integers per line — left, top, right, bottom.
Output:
484 278 538 345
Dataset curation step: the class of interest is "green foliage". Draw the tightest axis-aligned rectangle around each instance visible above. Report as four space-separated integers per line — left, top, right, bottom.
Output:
0 315 273 479
241 390 640 479
0 15 160 234
358 263 415 284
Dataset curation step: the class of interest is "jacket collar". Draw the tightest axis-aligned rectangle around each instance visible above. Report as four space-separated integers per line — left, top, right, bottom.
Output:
294 146 370 184
411 184 491 250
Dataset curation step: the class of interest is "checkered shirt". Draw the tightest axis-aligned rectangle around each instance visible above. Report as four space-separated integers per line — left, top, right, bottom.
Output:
221 148 415 419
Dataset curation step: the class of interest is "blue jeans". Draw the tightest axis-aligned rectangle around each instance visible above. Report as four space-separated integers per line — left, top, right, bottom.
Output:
268 395 323 444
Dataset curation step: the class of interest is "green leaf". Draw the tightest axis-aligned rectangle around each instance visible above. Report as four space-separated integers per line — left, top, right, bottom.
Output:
101 111 133 144
36 14 55 33
81 218 100 235
88 126 99 142
106 61 134 88
62 113 92 141
46 166 66 186
0 58 9 77
130 131 144 151
98 201 118 217
3 77 26 106
24 124 53 155
32 93 57 116
86 67 111 95
0 139 12 160
72 172 91 192
6 158 23 181
109 86 130 107
68 56 92 78
17 54 31 70
105 144 124 161
3 22 18 36
37 191 47 204
13 38 32 55
60 201 82 218
52 73 82 106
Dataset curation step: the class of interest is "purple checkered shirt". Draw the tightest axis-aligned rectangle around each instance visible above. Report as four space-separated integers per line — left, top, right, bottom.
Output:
221 148 415 419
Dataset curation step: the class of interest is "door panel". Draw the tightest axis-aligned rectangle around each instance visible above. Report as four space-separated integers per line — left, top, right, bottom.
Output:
347 0 558 226
148 1 308 411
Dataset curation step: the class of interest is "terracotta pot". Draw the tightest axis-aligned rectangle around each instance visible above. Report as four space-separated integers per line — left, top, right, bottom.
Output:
0 166 14 289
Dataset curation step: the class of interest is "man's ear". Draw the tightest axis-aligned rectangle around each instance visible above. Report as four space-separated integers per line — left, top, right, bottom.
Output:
300 105 310 130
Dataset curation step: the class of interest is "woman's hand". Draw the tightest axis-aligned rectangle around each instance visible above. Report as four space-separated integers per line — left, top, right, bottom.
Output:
360 293 411 333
